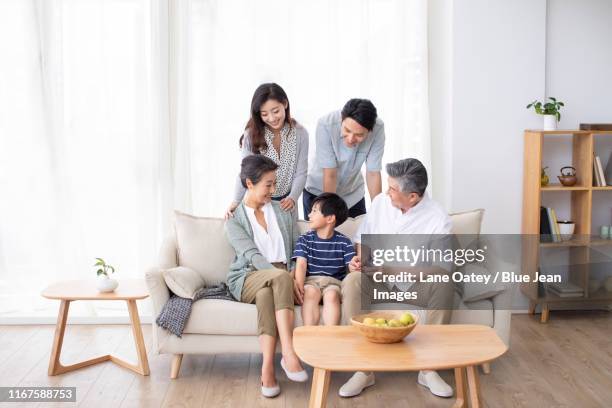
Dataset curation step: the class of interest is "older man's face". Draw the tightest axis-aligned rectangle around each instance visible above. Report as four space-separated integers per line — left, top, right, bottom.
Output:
387 176 420 211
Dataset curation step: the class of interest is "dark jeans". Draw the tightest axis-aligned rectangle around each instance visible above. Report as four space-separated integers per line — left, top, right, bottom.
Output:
302 189 366 220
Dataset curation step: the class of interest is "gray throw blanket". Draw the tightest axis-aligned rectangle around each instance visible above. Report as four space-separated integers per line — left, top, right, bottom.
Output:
156 282 235 337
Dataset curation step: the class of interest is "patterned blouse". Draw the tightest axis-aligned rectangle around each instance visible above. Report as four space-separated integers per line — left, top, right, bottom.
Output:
262 123 297 198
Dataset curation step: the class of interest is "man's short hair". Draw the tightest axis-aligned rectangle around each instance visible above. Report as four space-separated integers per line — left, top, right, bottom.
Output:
312 192 349 227
341 99 378 131
386 158 428 196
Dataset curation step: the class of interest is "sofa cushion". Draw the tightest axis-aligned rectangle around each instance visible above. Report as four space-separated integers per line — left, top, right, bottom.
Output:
174 211 235 285
183 296 494 336
183 299 310 336
449 208 484 235
163 266 205 299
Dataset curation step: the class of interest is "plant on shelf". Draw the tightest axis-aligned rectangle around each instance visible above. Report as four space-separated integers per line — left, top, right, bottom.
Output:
94 257 118 292
526 97 565 130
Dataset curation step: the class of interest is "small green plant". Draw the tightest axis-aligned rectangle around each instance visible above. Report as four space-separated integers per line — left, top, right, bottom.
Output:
94 258 115 277
526 97 564 121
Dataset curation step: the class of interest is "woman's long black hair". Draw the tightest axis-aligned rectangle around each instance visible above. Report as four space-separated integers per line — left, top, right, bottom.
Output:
240 83 295 153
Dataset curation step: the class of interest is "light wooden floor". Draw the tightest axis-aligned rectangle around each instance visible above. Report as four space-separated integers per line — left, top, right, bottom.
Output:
0 311 610 408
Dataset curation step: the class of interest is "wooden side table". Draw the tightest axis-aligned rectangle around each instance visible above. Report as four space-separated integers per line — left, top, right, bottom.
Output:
294 325 508 408
41 279 150 376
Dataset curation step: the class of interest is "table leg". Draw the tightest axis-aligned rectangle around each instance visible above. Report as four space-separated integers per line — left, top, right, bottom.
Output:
453 367 468 408
47 299 150 376
528 300 536 315
309 367 331 408
126 299 150 375
48 300 70 375
466 365 481 408
109 300 150 375
540 303 550 323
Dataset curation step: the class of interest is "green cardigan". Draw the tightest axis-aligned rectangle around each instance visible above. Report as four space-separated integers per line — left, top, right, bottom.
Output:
224 201 299 300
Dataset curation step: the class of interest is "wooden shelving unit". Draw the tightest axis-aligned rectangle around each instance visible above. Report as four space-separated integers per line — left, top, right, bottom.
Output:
521 130 612 323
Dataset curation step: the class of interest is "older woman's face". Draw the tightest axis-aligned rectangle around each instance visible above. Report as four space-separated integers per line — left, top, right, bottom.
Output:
247 170 277 204
260 99 287 131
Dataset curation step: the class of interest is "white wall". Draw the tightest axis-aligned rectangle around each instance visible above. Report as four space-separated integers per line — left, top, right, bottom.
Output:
450 0 547 233
546 0 612 231
432 0 612 233
430 0 612 308
546 0 612 127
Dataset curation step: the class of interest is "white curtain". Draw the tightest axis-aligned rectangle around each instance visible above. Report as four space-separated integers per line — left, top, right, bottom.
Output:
0 0 428 320
175 0 430 217
0 0 169 319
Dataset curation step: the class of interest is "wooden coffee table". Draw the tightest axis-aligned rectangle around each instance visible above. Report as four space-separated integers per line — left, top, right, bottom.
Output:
293 324 507 408
41 279 150 376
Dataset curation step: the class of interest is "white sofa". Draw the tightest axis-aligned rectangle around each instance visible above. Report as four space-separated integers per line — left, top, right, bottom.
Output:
145 209 513 378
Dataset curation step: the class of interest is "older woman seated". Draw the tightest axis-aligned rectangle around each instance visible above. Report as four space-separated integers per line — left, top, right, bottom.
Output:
225 155 307 398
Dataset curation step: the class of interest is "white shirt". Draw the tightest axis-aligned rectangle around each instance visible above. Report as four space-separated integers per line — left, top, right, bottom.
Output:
354 193 452 243
354 193 452 293
244 202 287 263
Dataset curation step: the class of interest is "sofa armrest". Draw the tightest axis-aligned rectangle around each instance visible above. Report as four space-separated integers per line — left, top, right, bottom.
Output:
145 266 170 317
145 266 170 354
490 283 518 347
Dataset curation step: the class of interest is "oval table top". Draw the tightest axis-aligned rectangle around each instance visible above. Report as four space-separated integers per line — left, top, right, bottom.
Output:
41 279 149 301
293 324 507 372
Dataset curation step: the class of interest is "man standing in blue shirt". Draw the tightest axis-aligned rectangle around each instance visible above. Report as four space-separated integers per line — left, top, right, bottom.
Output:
303 99 385 220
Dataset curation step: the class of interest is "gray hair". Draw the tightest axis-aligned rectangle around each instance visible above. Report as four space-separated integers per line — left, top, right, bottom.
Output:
385 158 428 196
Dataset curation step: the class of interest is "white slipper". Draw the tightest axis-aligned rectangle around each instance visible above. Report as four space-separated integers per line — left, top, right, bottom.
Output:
261 382 280 398
339 372 376 397
280 358 308 382
417 370 453 398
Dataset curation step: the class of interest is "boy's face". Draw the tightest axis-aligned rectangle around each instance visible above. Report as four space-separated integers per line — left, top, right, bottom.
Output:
308 202 335 229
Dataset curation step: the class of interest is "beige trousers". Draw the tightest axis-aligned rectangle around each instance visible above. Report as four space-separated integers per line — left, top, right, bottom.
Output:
241 268 294 337
340 271 454 325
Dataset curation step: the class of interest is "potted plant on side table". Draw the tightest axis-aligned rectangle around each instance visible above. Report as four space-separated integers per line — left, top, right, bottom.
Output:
95 257 118 292
526 97 564 130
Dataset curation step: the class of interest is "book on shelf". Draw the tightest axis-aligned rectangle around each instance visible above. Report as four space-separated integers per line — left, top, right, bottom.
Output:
550 208 561 242
548 287 584 298
539 207 552 242
606 152 612 186
579 123 612 130
540 207 561 242
548 282 584 293
595 155 607 186
593 155 602 186
547 282 584 298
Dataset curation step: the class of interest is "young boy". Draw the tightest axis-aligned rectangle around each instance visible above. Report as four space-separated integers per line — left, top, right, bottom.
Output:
293 193 358 326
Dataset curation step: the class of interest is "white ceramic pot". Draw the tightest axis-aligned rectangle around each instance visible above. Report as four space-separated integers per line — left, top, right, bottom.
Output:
557 221 575 241
543 114 557 130
96 276 118 292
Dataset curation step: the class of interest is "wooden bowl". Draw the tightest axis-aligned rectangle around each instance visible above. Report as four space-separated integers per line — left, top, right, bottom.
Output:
351 311 418 344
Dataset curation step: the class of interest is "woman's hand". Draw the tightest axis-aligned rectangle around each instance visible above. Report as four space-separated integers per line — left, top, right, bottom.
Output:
293 278 304 305
348 256 361 273
224 202 239 220
279 197 295 211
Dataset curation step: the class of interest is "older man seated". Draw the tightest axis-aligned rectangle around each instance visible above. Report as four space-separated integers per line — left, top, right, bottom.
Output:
339 158 455 398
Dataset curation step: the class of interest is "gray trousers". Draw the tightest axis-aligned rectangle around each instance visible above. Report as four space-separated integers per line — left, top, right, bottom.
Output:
340 271 455 325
